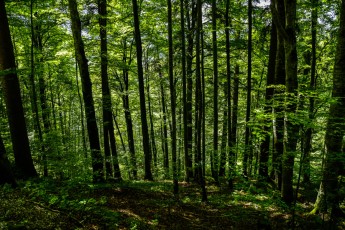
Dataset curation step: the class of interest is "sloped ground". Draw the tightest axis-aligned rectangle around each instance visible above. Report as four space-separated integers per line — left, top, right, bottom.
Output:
0 179 342 229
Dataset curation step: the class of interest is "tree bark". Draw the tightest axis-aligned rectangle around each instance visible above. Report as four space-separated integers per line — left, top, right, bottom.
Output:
211 0 219 182
0 0 37 179
180 0 192 182
167 0 178 194
121 39 137 179
98 0 122 180
259 20 277 181
196 0 207 202
312 0 345 217
131 0 153 180
229 64 239 189
282 0 299 204
0 132 17 187
243 0 252 177
271 0 285 190
185 0 195 181
160 71 169 178
303 0 318 185
68 0 104 182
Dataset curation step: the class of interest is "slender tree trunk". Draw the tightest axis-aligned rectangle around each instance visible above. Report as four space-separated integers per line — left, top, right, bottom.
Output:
225 0 234 189
145 59 157 169
131 0 153 180
33 15 52 177
98 0 121 180
68 0 104 182
29 0 46 177
167 0 178 194
201 26 206 178
303 0 318 185
185 0 195 181
196 0 207 202
0 0 37 179
229 64 239 189
219 86 228 177
180 0 192 182
75 62 88 159
259 20 277 181
160 71 169 177
243 0 252 177
121 39 137 179
211 0 219 182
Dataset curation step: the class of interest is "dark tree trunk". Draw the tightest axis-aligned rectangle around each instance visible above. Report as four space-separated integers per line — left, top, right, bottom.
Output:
68 0 104 182
219 86 228 177
145 59 157 169
271 0 285 190
196 0 207 202
229 64 239 189
0 0 37 179
211 0 219 182
312 0 345 217
180 0 192 182
201 26 206 178
185 0 195 181
160 71 169 177
131 0 153 180
243 0 252 177
303 0 318 185
121 39 137 179
167 0 178 194
98 0 121 180
31 5 49 177
75 62 88 159
29 0 46 177
282 0 298 204
259 20 277 181
225 0 234 189
0 133 17 187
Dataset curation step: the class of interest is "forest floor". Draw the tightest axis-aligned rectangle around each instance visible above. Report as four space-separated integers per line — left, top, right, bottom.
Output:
0 177 344 229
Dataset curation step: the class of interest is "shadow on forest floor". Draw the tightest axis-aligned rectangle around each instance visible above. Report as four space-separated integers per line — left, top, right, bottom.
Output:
0 178 343 229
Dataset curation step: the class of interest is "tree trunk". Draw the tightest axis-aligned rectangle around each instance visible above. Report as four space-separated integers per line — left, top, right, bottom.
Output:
145 59 157 169
243 0 252 177
303 0 318 185
131 0 153 180
167 0 178 194
180 0 192 182
99 0 122 180
160 71 169 178
196 0 207 202
312 0 345 217
185 0 195 181
0 0 37 179
75 62 88 159
282 0 299 204
219 87 228 177
68 0 104 182
225 0 234 189
121 39 137 179
229 64 239 189
211 0 219 182
259 20 277 181
271 0 285 190
0 132 17 187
